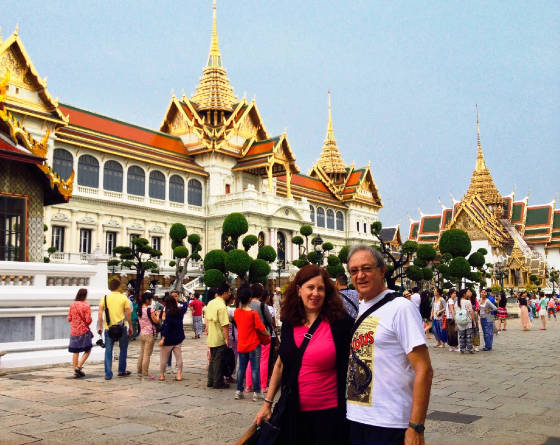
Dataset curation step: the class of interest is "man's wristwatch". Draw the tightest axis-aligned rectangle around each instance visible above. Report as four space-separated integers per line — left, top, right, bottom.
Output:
408 422 425 433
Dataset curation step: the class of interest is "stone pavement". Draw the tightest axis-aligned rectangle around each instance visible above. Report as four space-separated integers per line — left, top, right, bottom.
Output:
0 317 559 445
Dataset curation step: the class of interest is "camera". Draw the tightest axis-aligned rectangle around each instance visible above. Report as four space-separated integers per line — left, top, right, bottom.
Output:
96 338 105 348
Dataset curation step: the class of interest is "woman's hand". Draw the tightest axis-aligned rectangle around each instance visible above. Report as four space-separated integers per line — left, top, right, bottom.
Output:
158 339 164 347
254 403 272 426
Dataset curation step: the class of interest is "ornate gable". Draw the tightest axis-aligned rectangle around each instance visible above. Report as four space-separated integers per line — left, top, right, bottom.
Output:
0 30 67 123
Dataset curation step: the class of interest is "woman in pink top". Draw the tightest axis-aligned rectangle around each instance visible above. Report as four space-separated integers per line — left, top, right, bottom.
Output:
136 291 161 379
67 288 93 378
255 265 353 445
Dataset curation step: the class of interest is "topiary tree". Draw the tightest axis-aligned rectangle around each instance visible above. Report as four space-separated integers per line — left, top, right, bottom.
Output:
258 245 277 263
222 212 249 250
338 245 350 264
326 254 345 278
242 235 258 252
168 223 202 294
439 229 471 258
370 222 419 289
322 242 334 253
292 236 304 256
203 213 276 287
406 265 424 283
112 238 161 300
300 225 313 254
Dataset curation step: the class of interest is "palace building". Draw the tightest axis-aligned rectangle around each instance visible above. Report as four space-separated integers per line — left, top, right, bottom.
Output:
407 113 558 289
0 3 382 278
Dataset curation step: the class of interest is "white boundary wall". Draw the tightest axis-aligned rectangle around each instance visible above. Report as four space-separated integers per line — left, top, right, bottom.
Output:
0 250 109 369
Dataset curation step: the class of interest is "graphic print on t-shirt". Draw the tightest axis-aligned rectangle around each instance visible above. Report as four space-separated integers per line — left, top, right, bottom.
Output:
347 315 379 406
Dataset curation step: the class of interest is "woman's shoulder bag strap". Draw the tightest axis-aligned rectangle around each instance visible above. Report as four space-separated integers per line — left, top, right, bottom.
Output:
104 295 112 327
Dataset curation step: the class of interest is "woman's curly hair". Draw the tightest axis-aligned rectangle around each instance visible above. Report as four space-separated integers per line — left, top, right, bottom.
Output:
280 264 345 326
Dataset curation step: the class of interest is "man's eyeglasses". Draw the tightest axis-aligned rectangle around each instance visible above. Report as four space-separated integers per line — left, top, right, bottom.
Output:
349 265 377 276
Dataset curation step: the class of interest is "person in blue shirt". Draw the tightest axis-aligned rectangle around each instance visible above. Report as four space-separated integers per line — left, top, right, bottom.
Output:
486 288 498 335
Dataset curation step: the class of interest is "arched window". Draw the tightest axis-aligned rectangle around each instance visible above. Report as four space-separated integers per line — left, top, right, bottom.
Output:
169 175 184 203
127 166 145 196
77 155 99 188
53 148 73 180
336 211 344 231
149 170 165 199
326 209 335 229
188 179 202 206
310 205 315 224
103 160 123 192
317 207 325 228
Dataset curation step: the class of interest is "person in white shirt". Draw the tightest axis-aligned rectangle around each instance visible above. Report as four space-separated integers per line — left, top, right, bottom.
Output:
410 287 421 308
346 245 433 445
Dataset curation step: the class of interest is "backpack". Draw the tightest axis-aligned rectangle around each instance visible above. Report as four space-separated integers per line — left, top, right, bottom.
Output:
548 299 554 309
455 307 470 328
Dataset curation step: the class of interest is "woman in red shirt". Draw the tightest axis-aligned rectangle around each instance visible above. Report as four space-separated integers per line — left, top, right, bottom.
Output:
67 288 93 378
234 285 269 401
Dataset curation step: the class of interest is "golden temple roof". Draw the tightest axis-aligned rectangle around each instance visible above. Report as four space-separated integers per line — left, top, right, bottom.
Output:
191 0 238 112
313 92 346 174
464 108 503 210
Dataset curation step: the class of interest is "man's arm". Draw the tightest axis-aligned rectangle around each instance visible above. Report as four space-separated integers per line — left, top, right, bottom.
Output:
222 324 230 348
405 344 433 445
125 305 133 336
97 305 104 334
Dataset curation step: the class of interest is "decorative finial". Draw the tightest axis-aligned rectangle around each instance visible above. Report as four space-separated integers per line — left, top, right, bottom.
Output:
207 0 221 67
14 24 19 36
438 198 446 210
418 207 424 217
407 215 414 224
171 89 176 98
326 90 335 142
449 193 458 204
0 26 3 42
476 104 481 149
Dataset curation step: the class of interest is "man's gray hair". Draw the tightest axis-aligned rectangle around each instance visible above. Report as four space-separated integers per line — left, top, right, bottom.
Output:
347 244 385 269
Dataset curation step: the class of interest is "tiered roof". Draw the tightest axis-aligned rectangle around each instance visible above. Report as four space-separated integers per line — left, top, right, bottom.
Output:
313 92 346 175
0 72 72 204
463 110 504 214
407 111 558 252
190 0 237 111
57 104 207 176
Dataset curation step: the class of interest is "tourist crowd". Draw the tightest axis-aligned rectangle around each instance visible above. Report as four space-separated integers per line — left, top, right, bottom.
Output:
65 246 559 445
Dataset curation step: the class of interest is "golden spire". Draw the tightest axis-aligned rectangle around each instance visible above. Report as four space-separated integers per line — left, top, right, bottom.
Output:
314 91 346 175
464 106 503 214
475 105 487 172
191 0 238 112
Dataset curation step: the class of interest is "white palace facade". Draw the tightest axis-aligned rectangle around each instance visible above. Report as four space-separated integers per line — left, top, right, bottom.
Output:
0 5 382 279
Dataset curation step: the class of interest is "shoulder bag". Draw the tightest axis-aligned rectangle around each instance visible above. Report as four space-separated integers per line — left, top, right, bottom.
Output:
245 317 322 445
105 295 124 341
255 309 271 345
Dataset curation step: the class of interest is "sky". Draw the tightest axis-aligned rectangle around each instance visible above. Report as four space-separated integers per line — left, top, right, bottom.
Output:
3 1 559 233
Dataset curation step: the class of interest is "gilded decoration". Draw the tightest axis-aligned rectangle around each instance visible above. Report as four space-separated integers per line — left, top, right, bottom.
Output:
0 71 73 202
452 211 487 241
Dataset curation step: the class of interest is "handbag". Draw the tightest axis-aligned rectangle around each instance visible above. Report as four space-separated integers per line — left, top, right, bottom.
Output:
245 317 323 445
442 315 447 330
104 295 124 341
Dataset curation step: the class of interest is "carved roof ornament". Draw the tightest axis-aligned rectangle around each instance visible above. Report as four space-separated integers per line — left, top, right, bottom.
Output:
313 91 346 175
463 106 504 216
191 0 238 112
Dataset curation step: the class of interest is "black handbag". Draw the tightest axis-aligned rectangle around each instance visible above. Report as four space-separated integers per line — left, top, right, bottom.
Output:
252 316 323 445
104 295 124 341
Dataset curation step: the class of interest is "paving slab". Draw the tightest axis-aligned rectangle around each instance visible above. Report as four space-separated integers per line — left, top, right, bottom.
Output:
0 316 558 445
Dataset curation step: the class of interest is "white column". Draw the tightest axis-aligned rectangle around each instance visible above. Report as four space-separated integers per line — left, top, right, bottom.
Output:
286 231 292 262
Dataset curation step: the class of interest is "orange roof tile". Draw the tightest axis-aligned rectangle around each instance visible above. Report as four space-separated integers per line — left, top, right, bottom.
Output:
246 140 274 157
60 104 186 155
346 170 363 186
278 174 330 194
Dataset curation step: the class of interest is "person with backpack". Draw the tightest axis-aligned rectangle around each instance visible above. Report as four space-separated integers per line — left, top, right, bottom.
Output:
136 291 161 379
456 289 474 354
